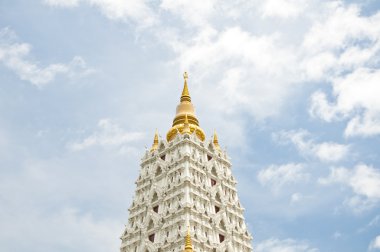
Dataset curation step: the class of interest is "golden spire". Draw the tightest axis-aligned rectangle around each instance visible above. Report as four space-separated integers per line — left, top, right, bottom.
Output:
184 226 193 252
166 72 205 142
181 72 191 102
213 130 221 151
150 129 159 152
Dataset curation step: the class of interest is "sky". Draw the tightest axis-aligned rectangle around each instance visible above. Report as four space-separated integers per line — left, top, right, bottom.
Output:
1 0 380 251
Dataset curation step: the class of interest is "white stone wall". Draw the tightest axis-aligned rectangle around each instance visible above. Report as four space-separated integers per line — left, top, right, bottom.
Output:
120 132 253 252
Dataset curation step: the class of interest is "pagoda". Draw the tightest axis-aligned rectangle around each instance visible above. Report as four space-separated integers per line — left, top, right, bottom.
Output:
120 73 253 252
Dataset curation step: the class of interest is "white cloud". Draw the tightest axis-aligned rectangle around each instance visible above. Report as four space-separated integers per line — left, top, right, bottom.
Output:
256 238 318 252
43 0 380 127
159 2 380 124
67 119 144 152
290 192 303 203
345 112 380 138
0 206 121 252
302 2 380 55
304 3 380 138
260 0 308 19
319 165 380 199
310 68 380 137
44 0 156 27
160 0 216 27
44 0 79 7
343 195 378 214
309 91 339 122
314 142 349 163
173 27 295 75
0 153 135 252
258 163 309 191
349 166 380 199
89 0 156 26
273 129 350 162
370 236 380 250
165 26 299 120
0 27 93 88
319 164 380 212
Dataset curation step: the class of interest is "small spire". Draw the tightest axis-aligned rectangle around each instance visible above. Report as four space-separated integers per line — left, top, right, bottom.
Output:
150 129 159 152
181 72 191 102
184 226 193 252
213 130 221 151
183 114 191 134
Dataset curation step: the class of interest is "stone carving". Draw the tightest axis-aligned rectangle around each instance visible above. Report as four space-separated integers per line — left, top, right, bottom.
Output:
120 133 252 252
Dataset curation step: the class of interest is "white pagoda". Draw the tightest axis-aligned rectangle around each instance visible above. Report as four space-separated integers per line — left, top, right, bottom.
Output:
120 73 253 252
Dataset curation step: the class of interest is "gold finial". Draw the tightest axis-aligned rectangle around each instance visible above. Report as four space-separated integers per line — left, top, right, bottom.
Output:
184 226 193 252
213 130 221 151
181 72 191 102
150 129 159 152
183 114 191 134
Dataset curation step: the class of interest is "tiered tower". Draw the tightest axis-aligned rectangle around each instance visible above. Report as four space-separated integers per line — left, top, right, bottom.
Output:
120 73 253 252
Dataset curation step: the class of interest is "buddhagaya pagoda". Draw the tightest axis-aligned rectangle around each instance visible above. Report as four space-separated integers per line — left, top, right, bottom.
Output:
120 73 253 252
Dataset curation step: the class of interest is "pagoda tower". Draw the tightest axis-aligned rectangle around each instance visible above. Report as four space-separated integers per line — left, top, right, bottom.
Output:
120 73 253 252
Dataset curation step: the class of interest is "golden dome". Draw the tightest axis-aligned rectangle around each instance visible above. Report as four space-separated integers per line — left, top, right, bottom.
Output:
167 72 205 142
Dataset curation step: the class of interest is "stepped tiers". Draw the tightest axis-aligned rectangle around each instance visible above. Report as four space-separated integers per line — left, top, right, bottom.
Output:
120 73 253 252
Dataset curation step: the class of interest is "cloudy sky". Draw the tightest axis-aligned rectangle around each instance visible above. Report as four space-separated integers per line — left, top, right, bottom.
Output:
1 0 380 251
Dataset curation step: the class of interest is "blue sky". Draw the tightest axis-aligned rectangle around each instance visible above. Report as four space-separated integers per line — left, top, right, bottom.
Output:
1 0 380 251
